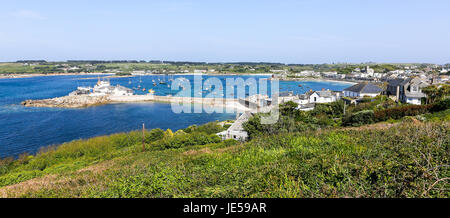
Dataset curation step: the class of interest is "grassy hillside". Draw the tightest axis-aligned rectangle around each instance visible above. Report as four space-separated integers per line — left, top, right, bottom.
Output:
0 115 448 198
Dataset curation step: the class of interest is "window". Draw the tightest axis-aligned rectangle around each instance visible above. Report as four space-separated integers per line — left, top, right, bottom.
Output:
314 97 317 102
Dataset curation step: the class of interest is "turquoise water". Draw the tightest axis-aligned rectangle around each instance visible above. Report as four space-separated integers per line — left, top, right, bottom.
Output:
0 75 351 158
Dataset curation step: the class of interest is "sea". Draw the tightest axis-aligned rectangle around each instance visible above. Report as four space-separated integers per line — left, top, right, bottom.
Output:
0 74 352 158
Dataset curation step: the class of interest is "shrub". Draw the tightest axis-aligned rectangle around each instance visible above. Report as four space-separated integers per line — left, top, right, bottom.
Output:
146 128 164 142
183 122 225 134
342 110 375 126
430 98 450 112
374 104 432 122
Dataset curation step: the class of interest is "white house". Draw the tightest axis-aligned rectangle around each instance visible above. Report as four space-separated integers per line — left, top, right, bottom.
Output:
343 83 383 98
401 77 429 105
294 94 310 105
216 112 253 141
309 90 338 103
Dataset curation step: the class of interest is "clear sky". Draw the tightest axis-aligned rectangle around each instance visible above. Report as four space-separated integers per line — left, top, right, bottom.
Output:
1 0 449 64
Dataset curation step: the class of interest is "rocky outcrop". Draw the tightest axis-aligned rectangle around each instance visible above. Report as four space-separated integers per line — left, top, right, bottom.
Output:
22 95 110 108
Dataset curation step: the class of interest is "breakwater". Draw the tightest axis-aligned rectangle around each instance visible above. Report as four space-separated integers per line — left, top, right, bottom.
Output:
22 94 251 110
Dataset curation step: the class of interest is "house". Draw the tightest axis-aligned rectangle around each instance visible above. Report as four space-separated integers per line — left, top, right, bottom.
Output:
387 77 429 105
278 91 297 103
309 90 338 103
294 93 310 105
343 82 383 98
216 112 253 141
296 103 315 111
386 78 404 96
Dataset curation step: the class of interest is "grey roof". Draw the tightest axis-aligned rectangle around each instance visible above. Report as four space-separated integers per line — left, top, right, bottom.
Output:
298 94 309 99
228 112 253 132
344 83 383 93
399 78 412 86
388 78 407 87
405 92 426 98
315 90 333 97
297 103 315 109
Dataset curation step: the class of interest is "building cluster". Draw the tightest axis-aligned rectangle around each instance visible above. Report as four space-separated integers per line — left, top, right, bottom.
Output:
294 65 449 84
218 73 448 142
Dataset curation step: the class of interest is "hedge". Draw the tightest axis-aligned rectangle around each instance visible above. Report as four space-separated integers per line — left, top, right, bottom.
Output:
374 104 432 122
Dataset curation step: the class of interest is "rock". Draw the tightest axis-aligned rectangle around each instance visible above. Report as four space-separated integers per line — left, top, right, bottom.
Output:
21 95 111 108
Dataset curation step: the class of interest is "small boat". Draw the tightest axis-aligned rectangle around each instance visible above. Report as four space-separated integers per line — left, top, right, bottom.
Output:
142 88 146 91
153 82 157 86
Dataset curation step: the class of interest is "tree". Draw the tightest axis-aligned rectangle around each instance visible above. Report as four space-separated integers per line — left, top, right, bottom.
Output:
280 101 298 117
423 84 450 104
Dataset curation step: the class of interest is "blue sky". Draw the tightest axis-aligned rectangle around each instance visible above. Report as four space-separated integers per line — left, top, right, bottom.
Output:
1 0 449 63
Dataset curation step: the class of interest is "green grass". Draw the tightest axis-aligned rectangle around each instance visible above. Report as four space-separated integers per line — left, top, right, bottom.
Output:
0 119 448 198
0 63 35 74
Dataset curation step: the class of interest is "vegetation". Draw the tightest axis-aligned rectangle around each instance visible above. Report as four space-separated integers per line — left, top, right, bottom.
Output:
0 115 448 197
115 72 132 76
422 84 450 104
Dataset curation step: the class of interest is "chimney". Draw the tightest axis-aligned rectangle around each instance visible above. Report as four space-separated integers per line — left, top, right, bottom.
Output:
396 86 400 102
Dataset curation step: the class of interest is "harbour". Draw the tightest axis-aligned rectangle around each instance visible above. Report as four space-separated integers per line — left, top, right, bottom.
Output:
0 74 352 158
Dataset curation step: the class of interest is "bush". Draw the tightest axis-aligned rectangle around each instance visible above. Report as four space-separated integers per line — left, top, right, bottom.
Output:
374 104 432 122
243 114 318 139
430 98 450 112
342 110 375 126
146 128 164 143
183 122 225 134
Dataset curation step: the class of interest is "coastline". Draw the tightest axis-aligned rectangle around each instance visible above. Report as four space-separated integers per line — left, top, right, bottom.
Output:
1 72 357 85
0 72 113 79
